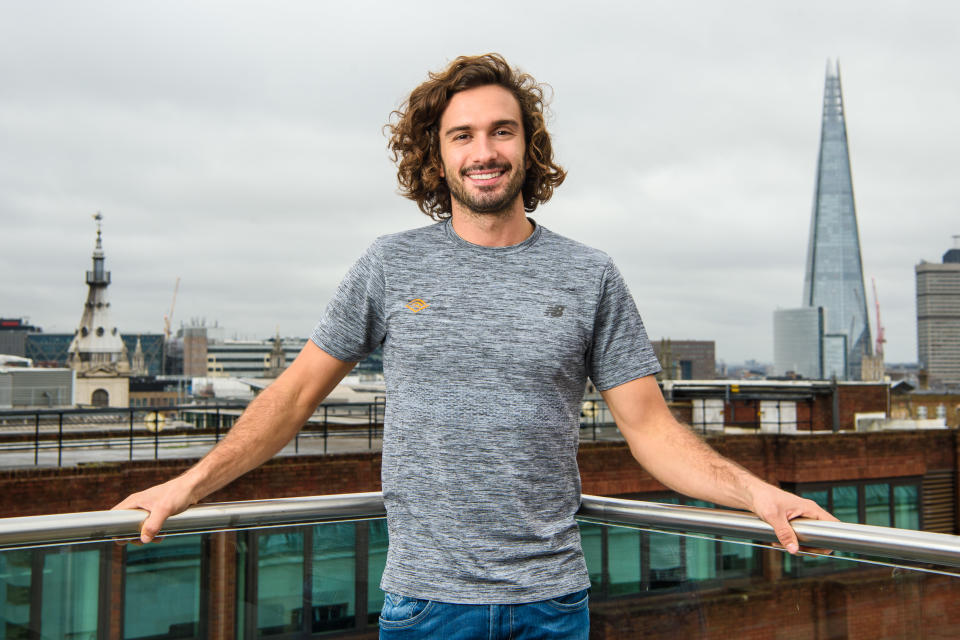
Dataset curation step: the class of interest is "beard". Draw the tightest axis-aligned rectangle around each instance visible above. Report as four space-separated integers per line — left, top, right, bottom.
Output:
446 162 525 215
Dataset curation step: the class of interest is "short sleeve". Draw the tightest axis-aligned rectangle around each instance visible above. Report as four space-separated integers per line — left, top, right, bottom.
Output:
587 259 662 390
310 241 387 362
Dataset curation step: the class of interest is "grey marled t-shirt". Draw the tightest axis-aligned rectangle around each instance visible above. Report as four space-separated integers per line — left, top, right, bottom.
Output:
310 219 661 604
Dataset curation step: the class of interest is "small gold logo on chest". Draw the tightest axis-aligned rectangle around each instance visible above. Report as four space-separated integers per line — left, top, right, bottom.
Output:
405 299 430 313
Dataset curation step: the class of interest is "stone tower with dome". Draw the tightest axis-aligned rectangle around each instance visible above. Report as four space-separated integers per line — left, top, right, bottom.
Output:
67 213 130 407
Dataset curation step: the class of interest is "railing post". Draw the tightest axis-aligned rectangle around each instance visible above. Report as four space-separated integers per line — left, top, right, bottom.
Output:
154 412 160 460
368 403 373 449
57 412 64 467
129 408 135 461
324 423 328 454
33 412 40 466
215 405 221 442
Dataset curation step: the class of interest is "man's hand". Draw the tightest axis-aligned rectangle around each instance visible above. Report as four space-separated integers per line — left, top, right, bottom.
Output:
745 481 839 554
602 376 840 555
113 476 198 543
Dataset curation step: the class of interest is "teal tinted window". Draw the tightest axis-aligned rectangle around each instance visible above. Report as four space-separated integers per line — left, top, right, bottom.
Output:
578 522 604 591
0 549 33 639
832 485 858 524
43 547 100 640
311 523 355 632
684 500 715 582
865 483 891 527
607 526 641 595
125 535 202 639
367 520 389 623
893 485 920 530
801 489 828 510
257 531 304 636
719 540 756 577
648 531 683 589
685 534 715 582
647 497 682 589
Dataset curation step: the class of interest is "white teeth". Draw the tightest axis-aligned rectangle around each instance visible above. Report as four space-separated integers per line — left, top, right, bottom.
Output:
470 171 501 180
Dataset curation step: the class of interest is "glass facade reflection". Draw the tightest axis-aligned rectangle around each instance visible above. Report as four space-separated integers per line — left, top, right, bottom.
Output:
125 534 203 639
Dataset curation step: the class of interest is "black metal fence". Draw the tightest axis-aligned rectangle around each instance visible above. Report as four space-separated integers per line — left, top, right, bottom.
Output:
2 395 819 468
0 399 386 467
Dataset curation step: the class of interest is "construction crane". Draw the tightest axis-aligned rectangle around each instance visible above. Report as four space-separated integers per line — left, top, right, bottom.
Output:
871 277 886 358
163 277 181 340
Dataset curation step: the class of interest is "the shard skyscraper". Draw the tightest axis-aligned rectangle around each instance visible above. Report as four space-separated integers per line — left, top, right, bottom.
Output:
801 60 872 379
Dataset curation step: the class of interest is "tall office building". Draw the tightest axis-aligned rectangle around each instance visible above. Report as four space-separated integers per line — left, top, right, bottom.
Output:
773 307 824 379
916 237 960 387
801 61 872 379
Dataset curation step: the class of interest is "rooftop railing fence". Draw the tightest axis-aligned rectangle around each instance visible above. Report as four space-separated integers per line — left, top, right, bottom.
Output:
2 493 959 568
0 400 387 466
1 395 832 470
2 493 959 639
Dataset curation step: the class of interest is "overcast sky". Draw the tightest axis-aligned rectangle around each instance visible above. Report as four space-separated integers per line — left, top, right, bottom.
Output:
2 1 958 364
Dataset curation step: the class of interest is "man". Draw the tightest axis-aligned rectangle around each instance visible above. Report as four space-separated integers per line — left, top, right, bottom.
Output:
115 54 835 639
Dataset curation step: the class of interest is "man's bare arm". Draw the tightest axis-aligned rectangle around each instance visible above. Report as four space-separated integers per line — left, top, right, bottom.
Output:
601 375 837 554
113 342 355 542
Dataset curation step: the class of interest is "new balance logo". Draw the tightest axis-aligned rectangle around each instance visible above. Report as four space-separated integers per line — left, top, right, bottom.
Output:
405 298 430 313
545 305 564 318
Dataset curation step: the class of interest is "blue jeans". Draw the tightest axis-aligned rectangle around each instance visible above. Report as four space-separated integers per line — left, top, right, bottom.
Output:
378 589 589 639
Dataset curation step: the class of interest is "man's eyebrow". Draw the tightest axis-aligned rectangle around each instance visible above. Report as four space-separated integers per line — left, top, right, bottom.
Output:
443 124 472 137
442 119 521 137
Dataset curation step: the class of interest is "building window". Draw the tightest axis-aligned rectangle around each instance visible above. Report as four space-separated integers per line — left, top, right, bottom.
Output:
785 478 923 576
91 389 109 407
124 534 204 639
581 493 761 600
0 545 105 639
238 521 379 636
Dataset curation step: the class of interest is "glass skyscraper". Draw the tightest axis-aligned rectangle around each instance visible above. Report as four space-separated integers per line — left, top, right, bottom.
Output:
802 60 872 379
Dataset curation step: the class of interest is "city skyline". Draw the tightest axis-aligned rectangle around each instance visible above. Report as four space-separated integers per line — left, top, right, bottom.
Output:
3 2 959 364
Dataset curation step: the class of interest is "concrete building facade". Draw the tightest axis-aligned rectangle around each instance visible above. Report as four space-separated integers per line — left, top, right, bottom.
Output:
917 237 960 388
652 339 715 380
773 307 824 379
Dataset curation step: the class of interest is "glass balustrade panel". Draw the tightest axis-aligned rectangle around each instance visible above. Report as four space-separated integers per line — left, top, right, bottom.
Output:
0 517 959 638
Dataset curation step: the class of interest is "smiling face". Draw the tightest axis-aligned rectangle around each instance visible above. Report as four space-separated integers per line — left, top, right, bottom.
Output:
438 84 528 216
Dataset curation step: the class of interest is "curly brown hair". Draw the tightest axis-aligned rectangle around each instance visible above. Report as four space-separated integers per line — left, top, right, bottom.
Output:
387 53 567 220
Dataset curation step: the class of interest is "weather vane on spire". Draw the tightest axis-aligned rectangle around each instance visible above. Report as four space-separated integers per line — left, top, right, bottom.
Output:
92 211 103 245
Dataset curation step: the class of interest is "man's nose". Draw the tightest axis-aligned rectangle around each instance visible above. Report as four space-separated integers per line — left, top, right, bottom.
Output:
470 134 497 164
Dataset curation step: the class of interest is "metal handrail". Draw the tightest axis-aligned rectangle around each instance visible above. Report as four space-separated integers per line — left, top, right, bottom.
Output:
577 495 960 568
1 493 958 569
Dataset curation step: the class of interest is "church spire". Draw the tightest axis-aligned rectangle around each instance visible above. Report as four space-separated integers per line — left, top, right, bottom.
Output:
67 214 130 376
88 212 110 286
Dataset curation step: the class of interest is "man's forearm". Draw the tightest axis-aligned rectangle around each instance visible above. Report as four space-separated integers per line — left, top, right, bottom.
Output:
114 343 356 542
602 376 837 554
602 376 773 509
623 415 763 510
176 381 317 502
